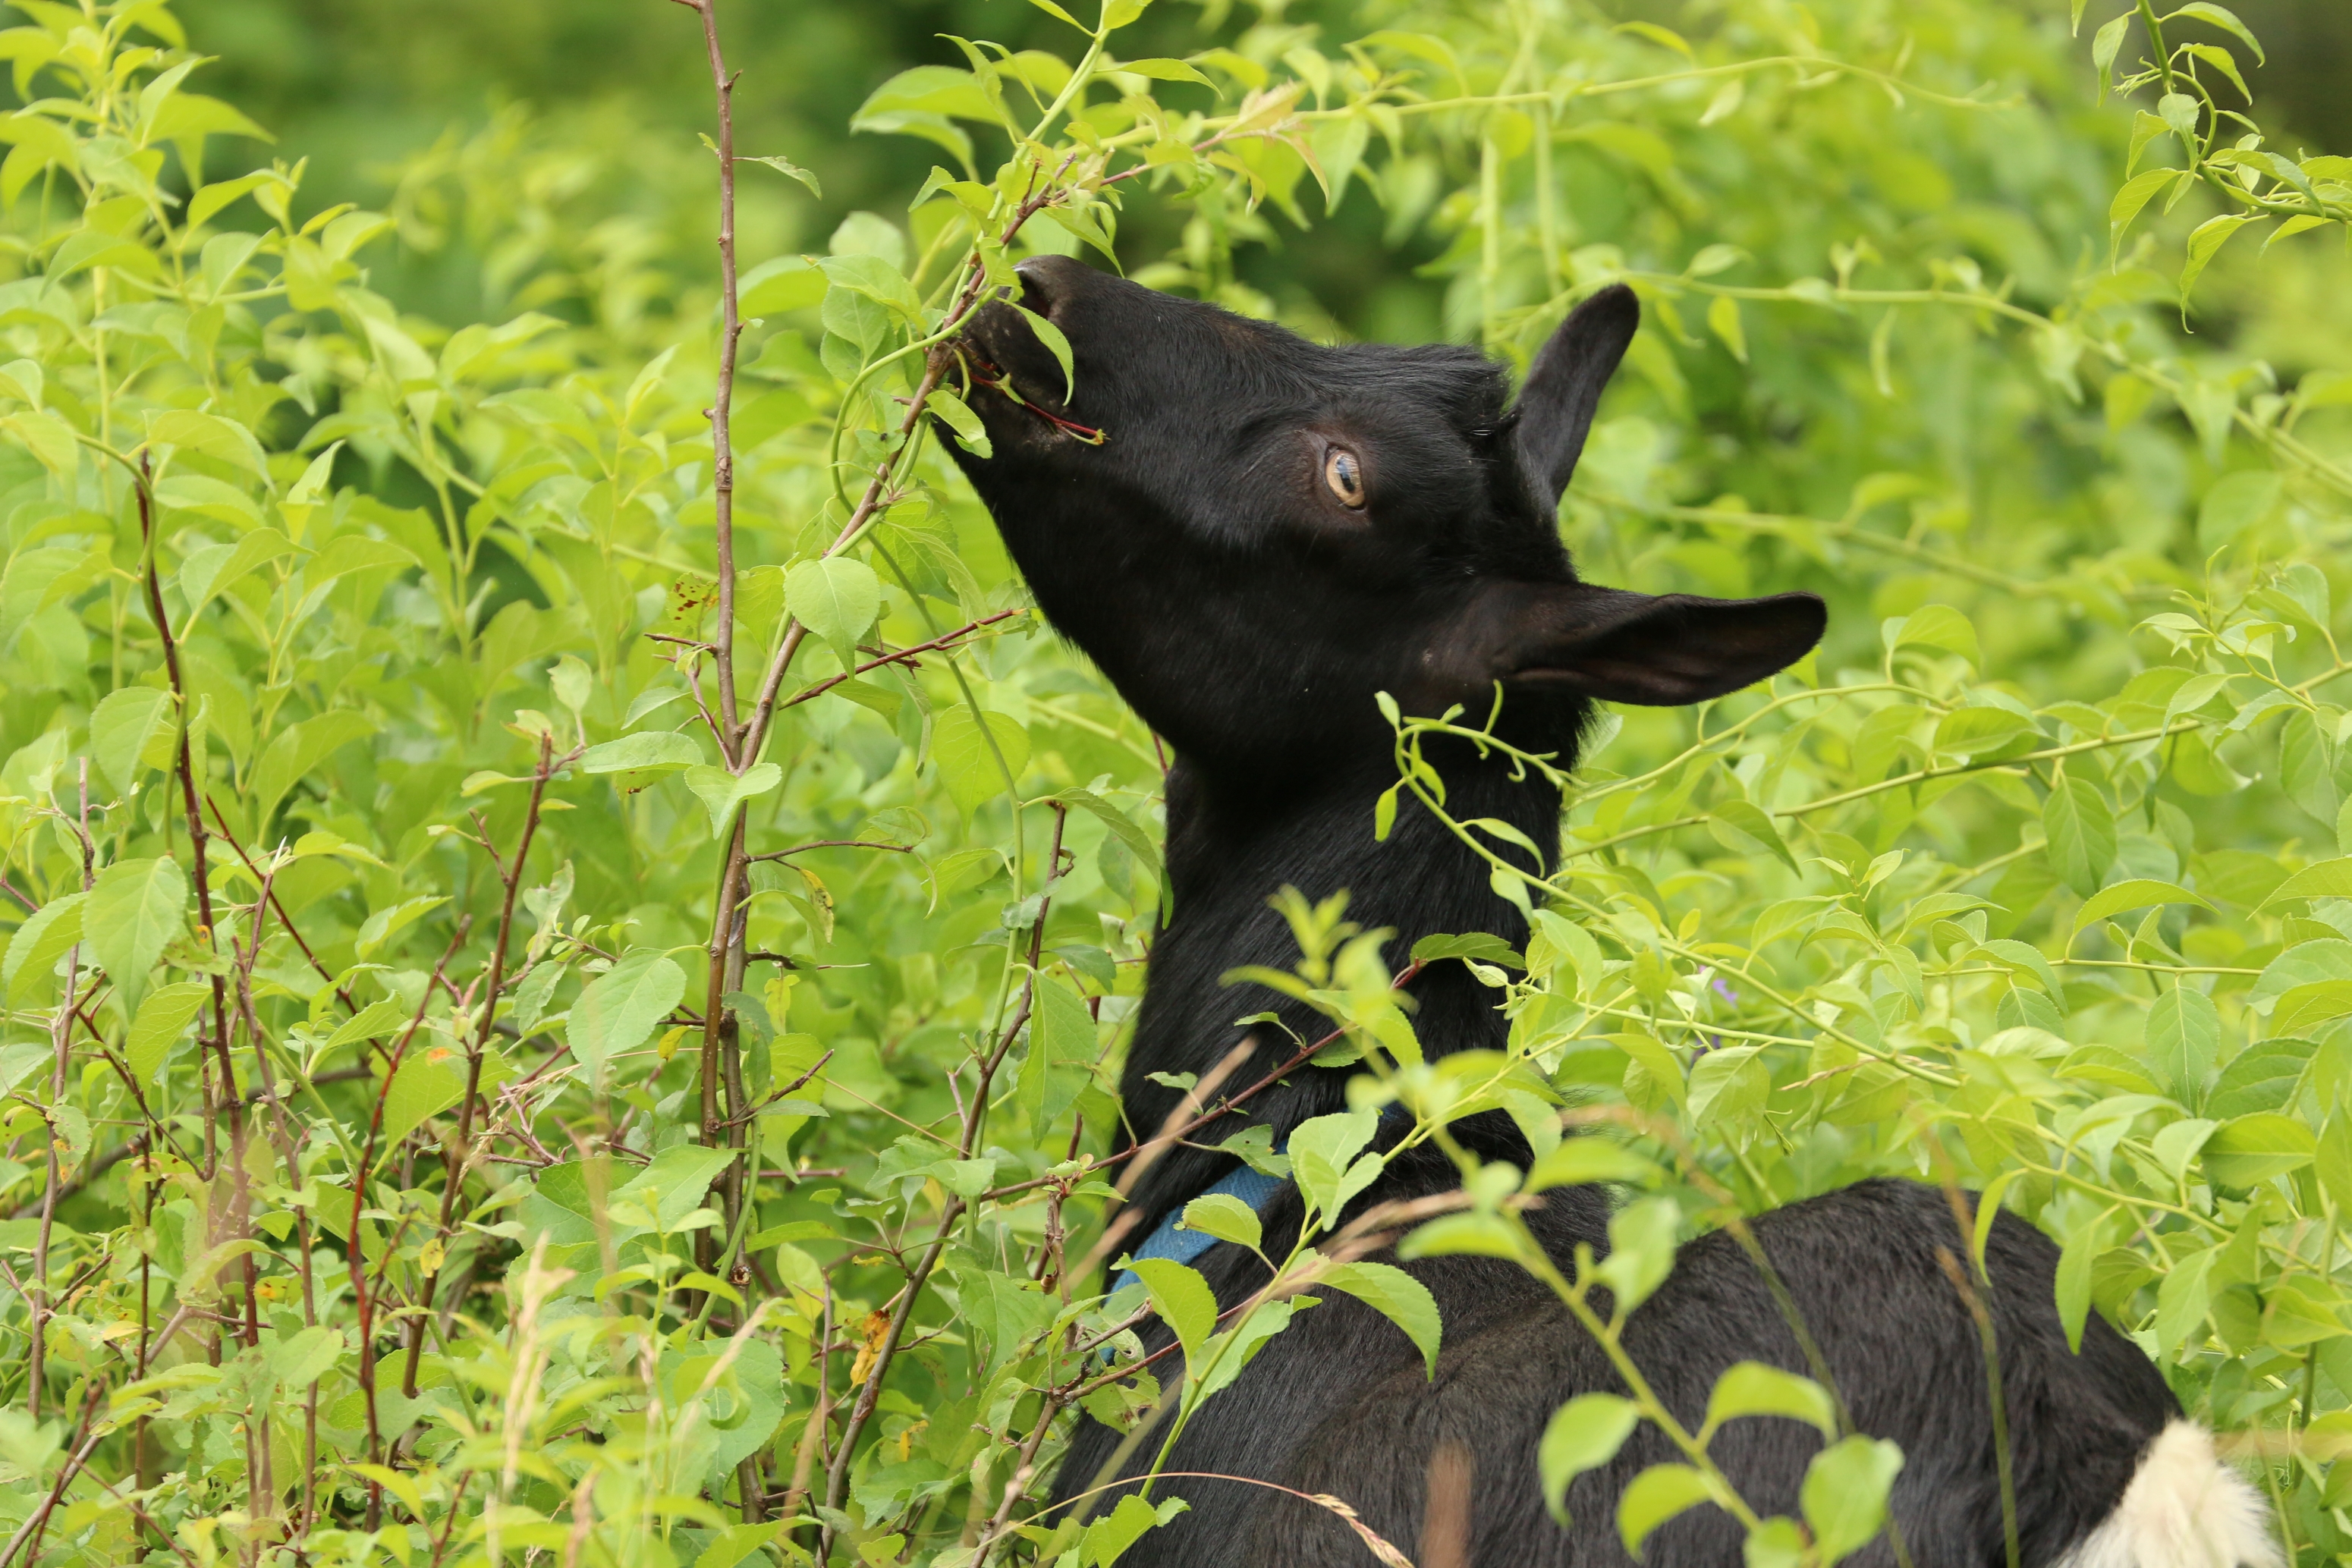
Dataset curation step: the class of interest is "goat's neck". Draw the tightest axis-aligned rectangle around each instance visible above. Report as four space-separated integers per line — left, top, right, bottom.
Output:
1117 742 1558 1219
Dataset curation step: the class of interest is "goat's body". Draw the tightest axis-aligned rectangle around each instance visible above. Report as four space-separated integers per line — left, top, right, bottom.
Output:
950 258 2280 1568
1058 1176 2190 1566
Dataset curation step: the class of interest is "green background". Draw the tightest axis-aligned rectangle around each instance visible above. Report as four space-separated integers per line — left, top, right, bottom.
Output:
180 0 2352 347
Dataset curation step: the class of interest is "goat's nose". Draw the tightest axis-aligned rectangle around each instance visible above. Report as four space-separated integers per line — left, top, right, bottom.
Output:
1013 253 1085 318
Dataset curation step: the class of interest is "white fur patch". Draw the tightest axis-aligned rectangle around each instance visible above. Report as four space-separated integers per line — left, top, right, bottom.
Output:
2058 1422 2281 1568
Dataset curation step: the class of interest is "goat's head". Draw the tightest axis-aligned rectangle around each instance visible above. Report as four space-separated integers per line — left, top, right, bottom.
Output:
949 255 1824 786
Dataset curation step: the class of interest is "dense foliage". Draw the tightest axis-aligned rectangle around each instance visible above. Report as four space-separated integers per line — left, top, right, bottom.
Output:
2 0 2350 1563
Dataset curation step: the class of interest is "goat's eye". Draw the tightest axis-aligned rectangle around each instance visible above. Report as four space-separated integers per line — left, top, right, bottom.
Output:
1324 447 1366 509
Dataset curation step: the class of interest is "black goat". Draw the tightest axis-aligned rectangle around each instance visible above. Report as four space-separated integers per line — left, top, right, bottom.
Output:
945 254 2275 1568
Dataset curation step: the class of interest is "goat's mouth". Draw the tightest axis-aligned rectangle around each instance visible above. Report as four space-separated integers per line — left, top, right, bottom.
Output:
951 296 1108 447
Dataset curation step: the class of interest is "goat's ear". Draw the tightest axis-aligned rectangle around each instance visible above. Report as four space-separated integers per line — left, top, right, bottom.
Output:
1506 586 1827 705
1511 284 1640 504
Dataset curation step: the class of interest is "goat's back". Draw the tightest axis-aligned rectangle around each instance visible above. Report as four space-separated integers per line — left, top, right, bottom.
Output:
1071 1180 2175 1568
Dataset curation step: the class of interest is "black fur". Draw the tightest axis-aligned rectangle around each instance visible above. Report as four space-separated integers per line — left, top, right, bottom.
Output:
946 256 2177 1566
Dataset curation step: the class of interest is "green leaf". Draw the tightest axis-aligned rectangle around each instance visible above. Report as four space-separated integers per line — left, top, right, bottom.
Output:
1018 973 1096 1132
2170 2 2265 63
2196 471 2281 555
187 170 278 228
127 980 209 1083
1701 1362 1837 1441
1176 1192 1263 1252
740 152 821 195
303 531 416 586
1595 1196 1680 1314
1398 1211 1524 1260
2155 1244 2216 1355
1526 1138 1663 1192
379 1044 465 1148
683 762 782 837
89 685 175 797
949 1262 1058 1372
739 257 828 316
1318 1260 1442 1377
1118 57 1215 90
2055 1205 2115 1353
178 526 297 626
2207 1038 2315 1119
1708 798 1796 871
1288 1109 1383 1221
1887 604 1978 668
264 1324 344 1394
86 856 190 1015
927 387 993 459
4 891 84 1000
1617 1463 1716 1559
1800 1437 1904 1563
326 997 410 1054
354 894 445 960
1127 1257 1217 1359
567 947 687 1077
1687 1045 1770 1127
1706 294 1746 363
815 251 922 321
1040 787 1162 884
697 1522 788 1568
2180 214 2259 306
785 555 882 653
2159 91 2202 142
250 710 378 831
2319 1112 2352 1217
932 706 1030 818
698 1335 788 1475
1014 302 1076 401
581 731 703 775
2270 980 2352 1039
1539 1392 1640 1523
2202 1112 2316 1187
1932 705 2033 757
149 408 271 483
2144 983 2219 1105
2263 856 2352 906
1409 931 1523 966
2041 772 2116 897
1080 1494 1188 1567
615 1143 740 1230
2108 166 2181 251
2072 878 2212 932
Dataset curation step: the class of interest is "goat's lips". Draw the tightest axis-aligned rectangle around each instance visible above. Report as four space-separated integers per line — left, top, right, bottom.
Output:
959 297 1074 416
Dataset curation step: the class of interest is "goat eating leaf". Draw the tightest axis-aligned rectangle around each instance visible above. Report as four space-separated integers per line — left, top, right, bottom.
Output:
945 257 2275 1568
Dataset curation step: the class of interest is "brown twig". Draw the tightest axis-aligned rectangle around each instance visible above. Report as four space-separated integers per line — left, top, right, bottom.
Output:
204 794 365 1020
743 839 913 864
982 959 1429 1208
136 453 261 1393
0 1380 104 1568
773 607 1027 716
349 921 469 1529
404 734 570 1398
26 765 91 1422
816 807 1074 1551
673 0 745 749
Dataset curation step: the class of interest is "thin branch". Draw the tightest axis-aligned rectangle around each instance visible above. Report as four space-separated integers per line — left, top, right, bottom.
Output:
775 607 1027 715
675 0 746 749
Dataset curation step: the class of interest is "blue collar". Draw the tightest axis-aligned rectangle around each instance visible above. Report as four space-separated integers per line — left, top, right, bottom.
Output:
1109 1158 1291 1299
1108 1103 1409 1300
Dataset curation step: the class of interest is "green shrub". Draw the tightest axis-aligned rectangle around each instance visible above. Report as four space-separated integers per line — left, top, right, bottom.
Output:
1 0 2348 1563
